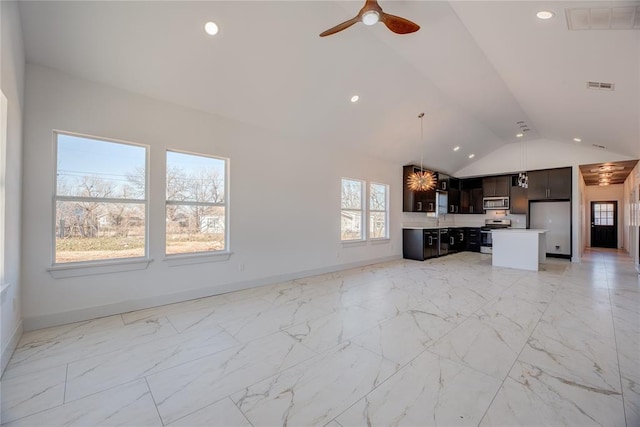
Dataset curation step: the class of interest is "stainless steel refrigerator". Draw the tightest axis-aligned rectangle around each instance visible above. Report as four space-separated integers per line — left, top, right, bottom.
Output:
530 201 571 257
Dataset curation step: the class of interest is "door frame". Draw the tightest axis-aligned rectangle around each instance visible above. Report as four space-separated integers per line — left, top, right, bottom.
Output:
590 200 618 248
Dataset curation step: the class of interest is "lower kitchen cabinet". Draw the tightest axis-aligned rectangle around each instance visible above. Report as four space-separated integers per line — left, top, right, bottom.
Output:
403 229 439 261
465 227 481 252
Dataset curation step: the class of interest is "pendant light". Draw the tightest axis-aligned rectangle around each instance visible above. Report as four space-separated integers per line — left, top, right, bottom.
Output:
517 121 529 188
407 113 436 192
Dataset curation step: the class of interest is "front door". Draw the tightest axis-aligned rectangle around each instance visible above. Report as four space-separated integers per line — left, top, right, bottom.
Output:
591 201 617 248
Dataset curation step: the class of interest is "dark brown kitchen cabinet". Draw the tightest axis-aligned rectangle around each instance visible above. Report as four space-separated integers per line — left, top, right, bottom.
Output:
403 165 437 212
460 179 484 214
437 173 450 191
448 178 460 213
403 229 439 261
510 184 528 214
527 167 572 200
482 175 510 197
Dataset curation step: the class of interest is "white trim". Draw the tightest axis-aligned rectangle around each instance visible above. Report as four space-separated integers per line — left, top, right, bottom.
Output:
341 240 367 247
25 255 401 331
370 238 391 245
163 251 232 266
48 258 153 278
1 320 22 376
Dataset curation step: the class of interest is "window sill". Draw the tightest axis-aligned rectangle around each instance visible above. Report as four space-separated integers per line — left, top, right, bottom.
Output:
163 251 232 267
370 238 391 244
48 258 153 279
341 240 367 248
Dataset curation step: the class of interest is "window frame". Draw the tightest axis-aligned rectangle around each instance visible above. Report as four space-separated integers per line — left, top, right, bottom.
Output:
340 177 366 242
164 149 230 258
369 181 389 240
51 130 150 267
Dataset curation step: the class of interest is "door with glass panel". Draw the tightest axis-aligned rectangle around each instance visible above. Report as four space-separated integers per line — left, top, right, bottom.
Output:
591 201 617 248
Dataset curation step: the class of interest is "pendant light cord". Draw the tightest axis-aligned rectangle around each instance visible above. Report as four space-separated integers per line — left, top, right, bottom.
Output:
419 112 424 171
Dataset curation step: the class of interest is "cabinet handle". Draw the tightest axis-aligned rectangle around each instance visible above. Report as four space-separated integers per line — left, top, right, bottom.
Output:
428 236 433 245
417 201 422 211
429 202 434 211
450 236 454 245
443 182 447 190
456 206 459 213
470 206 473 213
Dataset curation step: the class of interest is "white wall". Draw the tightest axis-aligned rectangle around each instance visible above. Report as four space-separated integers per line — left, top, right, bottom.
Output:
21 65 402 330
454 138 636 262
583 184 625 249
1 0 25 373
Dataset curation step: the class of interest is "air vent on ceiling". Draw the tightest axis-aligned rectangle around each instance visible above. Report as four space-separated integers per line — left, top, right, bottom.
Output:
592 144 607 150
566 6 640 30
587 81 615 91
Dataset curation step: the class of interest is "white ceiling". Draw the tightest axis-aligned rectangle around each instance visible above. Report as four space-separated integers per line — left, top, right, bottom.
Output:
17 0 640 174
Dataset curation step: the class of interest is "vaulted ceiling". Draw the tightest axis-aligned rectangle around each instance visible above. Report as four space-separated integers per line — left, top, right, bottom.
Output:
17 1 640 174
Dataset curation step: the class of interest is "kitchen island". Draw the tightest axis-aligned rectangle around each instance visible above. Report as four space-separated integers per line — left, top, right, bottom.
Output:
491 229 547 271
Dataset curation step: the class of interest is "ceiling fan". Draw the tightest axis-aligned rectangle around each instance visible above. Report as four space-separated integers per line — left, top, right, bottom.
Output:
320 0 420 37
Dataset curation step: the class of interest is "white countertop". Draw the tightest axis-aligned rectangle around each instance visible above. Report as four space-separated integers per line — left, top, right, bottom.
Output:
403 226 467 230
491 228 547 233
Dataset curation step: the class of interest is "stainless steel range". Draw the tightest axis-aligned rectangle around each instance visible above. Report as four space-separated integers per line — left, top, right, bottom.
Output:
480 219 511 254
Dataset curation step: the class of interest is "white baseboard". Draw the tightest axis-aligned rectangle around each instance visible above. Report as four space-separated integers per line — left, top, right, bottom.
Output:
1 319 23 376
23 255 401 332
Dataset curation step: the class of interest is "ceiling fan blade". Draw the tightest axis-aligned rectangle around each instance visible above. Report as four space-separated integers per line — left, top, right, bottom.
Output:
380 12 420 34
320 16 360 37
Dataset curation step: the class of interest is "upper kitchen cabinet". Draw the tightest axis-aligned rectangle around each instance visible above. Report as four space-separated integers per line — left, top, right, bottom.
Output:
448 177 461 213
482 175 510 197
460 178 484 214
403 165 437 212
509 175 528 214
437 173 450 192
527 167 572 200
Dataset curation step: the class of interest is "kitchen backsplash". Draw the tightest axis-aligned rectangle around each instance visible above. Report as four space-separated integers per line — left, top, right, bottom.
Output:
401 211 526 228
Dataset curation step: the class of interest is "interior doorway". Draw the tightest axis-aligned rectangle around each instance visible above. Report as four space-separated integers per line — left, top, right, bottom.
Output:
591 201 617 248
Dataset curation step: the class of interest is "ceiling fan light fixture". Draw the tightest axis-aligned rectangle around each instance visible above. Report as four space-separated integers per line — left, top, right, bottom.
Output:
362 10 380 26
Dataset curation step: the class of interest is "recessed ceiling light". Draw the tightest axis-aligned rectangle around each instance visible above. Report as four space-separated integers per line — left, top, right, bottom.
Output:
573 137 582 142
204 21 219 36
468 154 475 159
453 146 460 151
516 133 524 138
536 10 555 20
350 95 359 103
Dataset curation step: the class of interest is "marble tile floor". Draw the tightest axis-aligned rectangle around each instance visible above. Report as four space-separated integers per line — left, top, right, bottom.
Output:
1 249 638 426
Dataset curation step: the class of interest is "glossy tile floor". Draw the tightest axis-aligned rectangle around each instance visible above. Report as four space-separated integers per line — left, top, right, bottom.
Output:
2 249 638 426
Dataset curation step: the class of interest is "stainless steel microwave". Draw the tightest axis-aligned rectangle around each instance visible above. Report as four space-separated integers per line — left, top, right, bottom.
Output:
483 196 509 210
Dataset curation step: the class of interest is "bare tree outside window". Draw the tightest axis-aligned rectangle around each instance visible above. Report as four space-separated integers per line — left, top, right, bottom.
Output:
341 178 364 241
166 151 227 255
369 183 388 239
54 133 147 263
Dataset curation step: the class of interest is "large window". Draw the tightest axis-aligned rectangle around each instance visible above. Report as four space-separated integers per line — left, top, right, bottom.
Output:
166 151 227 255
54 132 148 264
341 178 364 241
369 182 389 239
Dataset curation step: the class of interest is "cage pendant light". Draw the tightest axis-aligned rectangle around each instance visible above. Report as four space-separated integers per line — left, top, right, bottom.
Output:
407 113 436 192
